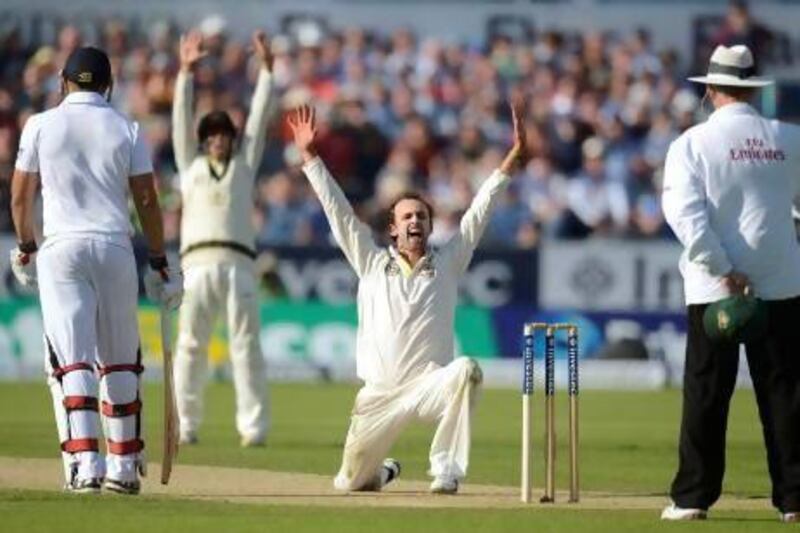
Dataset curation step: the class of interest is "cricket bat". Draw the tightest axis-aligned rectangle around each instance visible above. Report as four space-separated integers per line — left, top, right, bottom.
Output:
160 304 179 485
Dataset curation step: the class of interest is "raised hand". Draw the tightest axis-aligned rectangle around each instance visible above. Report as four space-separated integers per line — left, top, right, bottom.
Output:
251 30 273 71
511 96 527 153
500 96 529 175
179 31 208 72
287 105 317 162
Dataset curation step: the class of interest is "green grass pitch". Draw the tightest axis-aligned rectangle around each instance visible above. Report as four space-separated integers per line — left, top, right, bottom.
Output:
0 381 784 531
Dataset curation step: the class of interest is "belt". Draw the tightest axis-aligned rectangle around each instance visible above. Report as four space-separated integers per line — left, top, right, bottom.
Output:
180 240 257 260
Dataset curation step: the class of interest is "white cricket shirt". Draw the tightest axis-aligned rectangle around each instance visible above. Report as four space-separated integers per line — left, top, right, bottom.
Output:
14 91 152 243
173 69 273 267
662 102 800 304
303 157 509 387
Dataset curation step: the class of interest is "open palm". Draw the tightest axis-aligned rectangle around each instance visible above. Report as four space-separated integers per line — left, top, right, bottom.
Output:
179 31 207 70
288 105 317 154
499 96 529 174
511 97 527 153
251 30 273 70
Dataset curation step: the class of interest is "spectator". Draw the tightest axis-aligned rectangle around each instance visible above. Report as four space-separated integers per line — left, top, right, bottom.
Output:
484 182 535 248
0 17 703 248
518 156 568 238
258 171 314 245
713 1 775 66
0 124 16 231
557 137 629 238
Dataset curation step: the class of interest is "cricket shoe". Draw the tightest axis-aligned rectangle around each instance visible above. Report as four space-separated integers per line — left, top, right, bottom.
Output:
355 459 402 491
240 434 266 448
430 476 459 495
179 431 198 445
104 478 141 495
780 512 800 523
381 458 401 488
64 477 103 494
660 502 707 520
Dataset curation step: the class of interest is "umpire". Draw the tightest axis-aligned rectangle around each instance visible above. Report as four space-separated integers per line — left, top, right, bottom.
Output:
661 44 800 522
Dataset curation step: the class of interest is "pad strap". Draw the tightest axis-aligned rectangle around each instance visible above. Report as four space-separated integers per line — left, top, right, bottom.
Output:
98 364 144 377
61 438 99 453
63 396 99 411
52 363 94 380
107 438 145 455
101 399 142 417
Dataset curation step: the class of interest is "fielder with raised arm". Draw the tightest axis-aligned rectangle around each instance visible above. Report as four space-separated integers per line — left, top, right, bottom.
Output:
10 47 182 494
172 30 273 446
288 102 527 494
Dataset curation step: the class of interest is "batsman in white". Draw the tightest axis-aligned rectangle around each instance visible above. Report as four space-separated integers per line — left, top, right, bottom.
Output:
287 101 528 494
172 30 274 446
9 46 182 494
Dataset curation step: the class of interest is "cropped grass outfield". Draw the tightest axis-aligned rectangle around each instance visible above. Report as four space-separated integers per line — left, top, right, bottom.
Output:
0 382 784 531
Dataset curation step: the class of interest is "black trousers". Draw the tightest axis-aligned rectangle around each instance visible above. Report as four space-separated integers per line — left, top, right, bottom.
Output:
670 296 800 512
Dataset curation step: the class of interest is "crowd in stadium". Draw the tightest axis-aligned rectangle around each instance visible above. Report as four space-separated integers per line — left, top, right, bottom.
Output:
0 3 777 249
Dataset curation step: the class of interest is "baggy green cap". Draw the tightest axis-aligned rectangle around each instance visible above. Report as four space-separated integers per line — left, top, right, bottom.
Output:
703 295 768 344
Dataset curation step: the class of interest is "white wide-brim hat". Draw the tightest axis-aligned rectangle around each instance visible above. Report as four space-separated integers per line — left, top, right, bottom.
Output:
688 45 773 87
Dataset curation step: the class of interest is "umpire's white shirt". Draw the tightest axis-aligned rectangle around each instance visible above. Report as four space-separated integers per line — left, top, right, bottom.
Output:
662 102 800 304
303 157 509 388
15 91 152 243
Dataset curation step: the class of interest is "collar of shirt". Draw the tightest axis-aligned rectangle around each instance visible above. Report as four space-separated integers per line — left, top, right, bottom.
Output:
62 91 109 106
389 246 432 277
708 102 759 122
207 157 230 179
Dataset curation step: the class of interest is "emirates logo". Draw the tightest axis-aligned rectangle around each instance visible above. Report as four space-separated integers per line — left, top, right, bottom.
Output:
729 137 786 162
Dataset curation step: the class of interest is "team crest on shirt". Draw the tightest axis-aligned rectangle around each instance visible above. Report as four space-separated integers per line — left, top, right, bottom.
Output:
210 191 226 205
383 252 437 278
385 258 401 276
418 256 436 278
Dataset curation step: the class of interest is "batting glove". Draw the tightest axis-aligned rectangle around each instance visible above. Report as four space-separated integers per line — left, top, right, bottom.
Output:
144 255 184 310
9 242 38 288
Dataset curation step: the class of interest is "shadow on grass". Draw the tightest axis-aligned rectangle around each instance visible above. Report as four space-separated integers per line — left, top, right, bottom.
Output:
711 516 777 523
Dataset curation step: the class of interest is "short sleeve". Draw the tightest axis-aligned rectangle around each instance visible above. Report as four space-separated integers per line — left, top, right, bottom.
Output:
130 122 153 177
15 114 41 173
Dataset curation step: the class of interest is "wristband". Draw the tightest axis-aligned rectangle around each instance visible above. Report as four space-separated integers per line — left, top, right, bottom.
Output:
18 241 37 254
148 255 168 271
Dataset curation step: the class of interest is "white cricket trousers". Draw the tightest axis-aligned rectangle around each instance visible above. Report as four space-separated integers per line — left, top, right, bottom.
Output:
334 357 482 491
175 260 268 440
37 236 143 484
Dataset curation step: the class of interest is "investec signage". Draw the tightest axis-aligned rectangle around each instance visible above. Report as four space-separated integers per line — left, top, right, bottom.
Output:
0 237 537 306
269 245 537 307
539 239 684 312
